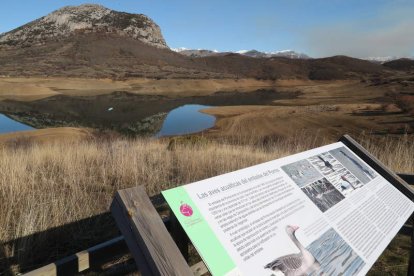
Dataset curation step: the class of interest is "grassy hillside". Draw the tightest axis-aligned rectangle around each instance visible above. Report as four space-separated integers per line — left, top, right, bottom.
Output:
383 59 414 71
0 133 413 274
0 31 387 80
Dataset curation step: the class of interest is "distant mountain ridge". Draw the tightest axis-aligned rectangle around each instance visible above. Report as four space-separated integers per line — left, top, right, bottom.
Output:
171 48 220 57
0 4 167 49
236 49 310 59
383 58 414 71
173 48 414 63
363 56 413 64
0 4 396 80
173 48 310 59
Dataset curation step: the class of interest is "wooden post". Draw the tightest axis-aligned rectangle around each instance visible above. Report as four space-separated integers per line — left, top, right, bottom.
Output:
23 236 127 276
22 234 209 276
110 186 193 276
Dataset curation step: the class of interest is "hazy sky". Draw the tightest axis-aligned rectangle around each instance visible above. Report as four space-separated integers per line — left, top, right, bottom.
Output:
1 0 413 58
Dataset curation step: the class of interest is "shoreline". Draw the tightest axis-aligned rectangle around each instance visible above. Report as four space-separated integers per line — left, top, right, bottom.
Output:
0 127 94 145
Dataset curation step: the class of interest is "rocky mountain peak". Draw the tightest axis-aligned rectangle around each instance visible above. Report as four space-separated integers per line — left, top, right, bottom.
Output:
0 4 168 49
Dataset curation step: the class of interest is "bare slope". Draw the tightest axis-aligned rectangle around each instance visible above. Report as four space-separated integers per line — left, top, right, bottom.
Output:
383 58 414 71
0 34 386 79
0 32 228 79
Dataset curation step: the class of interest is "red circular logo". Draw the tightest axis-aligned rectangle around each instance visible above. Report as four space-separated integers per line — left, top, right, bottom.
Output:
179 203 193 217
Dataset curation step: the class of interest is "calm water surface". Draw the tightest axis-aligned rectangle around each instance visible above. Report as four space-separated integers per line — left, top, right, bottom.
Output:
0 114 34 134
156 105 215 137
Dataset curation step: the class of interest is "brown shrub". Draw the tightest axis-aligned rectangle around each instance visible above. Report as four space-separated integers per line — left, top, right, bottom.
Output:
396 95 414 115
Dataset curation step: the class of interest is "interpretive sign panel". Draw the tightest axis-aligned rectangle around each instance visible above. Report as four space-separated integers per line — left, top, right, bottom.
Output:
162 142 414 276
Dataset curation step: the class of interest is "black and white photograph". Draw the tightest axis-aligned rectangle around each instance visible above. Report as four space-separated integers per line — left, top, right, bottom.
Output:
301 178 345 212
309 152 364 197
330 147 377 184
264 226 365 276
307 228 366 276
281 160 323 188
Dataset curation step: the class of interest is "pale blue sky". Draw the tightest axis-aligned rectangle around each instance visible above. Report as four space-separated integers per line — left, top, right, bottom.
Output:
1 0 413 57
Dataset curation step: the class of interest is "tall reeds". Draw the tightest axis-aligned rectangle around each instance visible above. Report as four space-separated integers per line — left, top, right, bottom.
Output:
0 133 412 273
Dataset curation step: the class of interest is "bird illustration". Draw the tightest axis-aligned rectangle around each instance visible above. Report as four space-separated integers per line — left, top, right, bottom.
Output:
341 175 357 190
264 225 320 276
339 150 375 179
317 156 335 172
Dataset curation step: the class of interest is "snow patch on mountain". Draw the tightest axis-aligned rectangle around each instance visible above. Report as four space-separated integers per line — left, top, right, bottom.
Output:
175 48 310 59
172 48 221 57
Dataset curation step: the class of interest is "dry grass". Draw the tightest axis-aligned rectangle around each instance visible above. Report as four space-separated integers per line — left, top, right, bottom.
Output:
0 77 280 101
0 133 413 274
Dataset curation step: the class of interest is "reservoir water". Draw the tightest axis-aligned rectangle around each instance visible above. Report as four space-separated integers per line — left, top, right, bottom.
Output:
156 104 215 137
0 114 34 134
0 89 298 136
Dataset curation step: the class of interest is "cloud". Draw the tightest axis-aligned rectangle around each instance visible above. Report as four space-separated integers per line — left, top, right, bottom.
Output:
304 5 414 58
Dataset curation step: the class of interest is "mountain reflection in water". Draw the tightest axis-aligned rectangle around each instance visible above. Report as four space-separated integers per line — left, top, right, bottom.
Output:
0 89 298 136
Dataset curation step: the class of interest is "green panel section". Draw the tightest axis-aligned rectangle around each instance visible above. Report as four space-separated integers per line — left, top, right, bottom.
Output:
162 186 236 276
